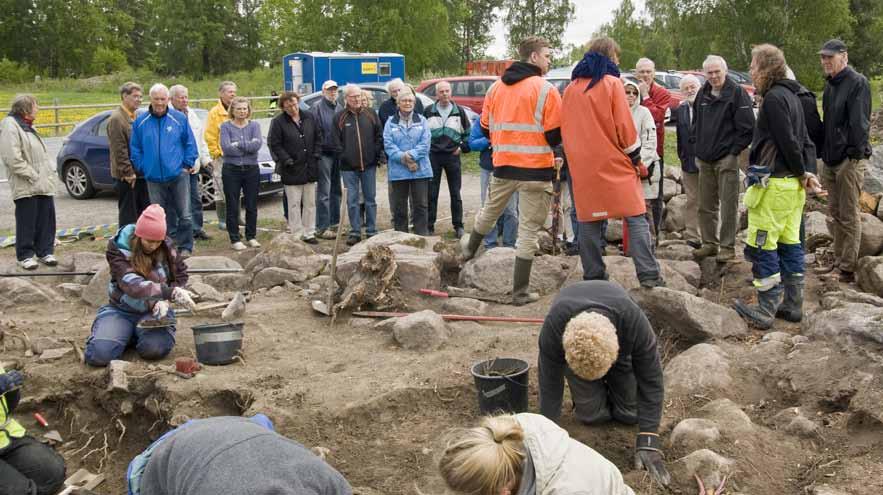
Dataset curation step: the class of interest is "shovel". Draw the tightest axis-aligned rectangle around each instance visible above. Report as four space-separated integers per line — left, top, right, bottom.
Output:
313 189 348 320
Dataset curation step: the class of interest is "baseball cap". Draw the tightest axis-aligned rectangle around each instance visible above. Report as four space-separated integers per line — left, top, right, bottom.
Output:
322 80 339 90
818 39 847 56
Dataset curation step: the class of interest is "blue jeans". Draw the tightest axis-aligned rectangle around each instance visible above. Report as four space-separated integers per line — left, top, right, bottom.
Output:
146 173 193 252
189 172 204 233
222 164 260 242
0 435 66 495
579 215 660 282
316 154 342 231
479 168 517 248
566 176 579 244
84 304 176 367
341 167 377 237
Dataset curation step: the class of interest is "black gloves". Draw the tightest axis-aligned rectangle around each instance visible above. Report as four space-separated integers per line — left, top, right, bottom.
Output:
0 370 24 395
634 432 671 486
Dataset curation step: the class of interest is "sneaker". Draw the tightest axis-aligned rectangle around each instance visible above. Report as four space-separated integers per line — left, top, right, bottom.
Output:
231 241 247 251
179 249 192 259
303 237 319 245
38 254 58 266
18 257 38 270
346 236 360 246
716 248 736 263
247 239 261 248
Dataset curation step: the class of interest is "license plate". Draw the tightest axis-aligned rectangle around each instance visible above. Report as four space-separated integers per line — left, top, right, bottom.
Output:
271 173 281 183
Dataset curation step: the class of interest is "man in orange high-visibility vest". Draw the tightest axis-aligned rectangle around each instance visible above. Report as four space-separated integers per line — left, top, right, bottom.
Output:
460 36 563 306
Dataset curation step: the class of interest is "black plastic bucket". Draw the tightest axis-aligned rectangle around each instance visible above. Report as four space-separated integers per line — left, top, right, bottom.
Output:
192 322 243 365
471 358 529 414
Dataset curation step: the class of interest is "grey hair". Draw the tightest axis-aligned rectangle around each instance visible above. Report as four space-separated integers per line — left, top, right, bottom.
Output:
385 78 404 92
398 84 416 100
9 94 37 117
679 74 701 89
149 83 169 97
169 84 188 98
342 83 362 96
785 66 796 80
702 55 728 71
635 57 655 70
218 80 236 93
119 82 142 98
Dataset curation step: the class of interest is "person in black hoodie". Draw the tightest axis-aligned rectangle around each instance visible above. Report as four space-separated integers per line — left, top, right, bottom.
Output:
816 39 873 283
333 84 384 245
691 55 756 262
733 44 825 329
269 92 323 244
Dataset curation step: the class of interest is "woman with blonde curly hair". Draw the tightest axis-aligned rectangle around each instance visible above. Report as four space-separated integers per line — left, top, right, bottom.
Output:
537 280 670 487
438 413 634 494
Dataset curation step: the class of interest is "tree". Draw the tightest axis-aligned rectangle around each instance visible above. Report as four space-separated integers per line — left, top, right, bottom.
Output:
846 0 883 77
596 0 643 68
502 0 575 56
446 0 504 66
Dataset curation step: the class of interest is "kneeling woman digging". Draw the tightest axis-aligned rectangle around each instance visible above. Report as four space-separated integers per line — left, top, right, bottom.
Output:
84 205 196 366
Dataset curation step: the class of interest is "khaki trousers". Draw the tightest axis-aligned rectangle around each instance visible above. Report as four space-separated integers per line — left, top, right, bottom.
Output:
682 171 700 244
821 158 867 272
697 154 740 250
474 176 551 259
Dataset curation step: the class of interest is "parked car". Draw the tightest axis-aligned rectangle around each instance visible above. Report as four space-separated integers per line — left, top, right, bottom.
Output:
56 109 283 208
547 67 677 122
300 82 478 122
415 76 498 113
678 70 756 100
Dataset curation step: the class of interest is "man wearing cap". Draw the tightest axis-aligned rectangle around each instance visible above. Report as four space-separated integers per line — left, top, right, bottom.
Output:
538 280 668 487
313 80 344 239
816 39 873 283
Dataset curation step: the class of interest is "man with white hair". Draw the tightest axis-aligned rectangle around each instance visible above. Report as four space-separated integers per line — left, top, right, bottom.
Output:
130 83 198 256
538 280 668 487
378 78 424 125
635 58 671 233
692 55 755 262
169 84 212 241
674 74 702 248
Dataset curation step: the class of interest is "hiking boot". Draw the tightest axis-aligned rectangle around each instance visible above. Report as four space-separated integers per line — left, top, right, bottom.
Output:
639 277 666 289
775 273 804 322
512 256 540 306
733 284 784 330
692 244 719 260
346 235 361 246
460 231 484 261
716 247 736 263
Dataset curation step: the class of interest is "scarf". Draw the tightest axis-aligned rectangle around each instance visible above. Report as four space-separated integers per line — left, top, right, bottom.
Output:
571 52 621 90
10 112 36 133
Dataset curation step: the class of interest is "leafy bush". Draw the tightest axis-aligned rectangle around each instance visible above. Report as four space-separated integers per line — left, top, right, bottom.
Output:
0 58 36 84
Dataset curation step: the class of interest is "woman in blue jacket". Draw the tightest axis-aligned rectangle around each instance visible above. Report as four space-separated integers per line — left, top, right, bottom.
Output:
468 115 518 248
383 87 432 235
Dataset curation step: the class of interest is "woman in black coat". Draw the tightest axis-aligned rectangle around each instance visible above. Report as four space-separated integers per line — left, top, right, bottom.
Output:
268 92 323 243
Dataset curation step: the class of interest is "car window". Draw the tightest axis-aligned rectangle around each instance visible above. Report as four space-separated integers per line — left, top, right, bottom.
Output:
422 83 436 97
471 80 492 97
451 81 470 97
96 116 110 137
369 89 386 110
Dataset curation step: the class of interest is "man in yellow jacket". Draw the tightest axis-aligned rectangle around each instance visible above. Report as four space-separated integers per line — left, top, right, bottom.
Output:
0 365 66 494
204 81 237 229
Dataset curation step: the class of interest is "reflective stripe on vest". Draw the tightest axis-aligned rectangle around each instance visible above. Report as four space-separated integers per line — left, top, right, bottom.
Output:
0 367 26 449
486 78 557 169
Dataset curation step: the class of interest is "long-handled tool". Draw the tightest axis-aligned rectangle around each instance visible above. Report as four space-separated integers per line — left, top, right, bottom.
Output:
549 156 564 255
0 268 244 277
419 287 510 304
313 189 348 319
353 310 544 324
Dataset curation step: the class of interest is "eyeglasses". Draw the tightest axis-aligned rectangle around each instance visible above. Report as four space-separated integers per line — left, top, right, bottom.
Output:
625 90 639 96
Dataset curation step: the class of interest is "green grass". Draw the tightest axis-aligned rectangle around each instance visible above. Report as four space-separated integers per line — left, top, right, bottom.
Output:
663 129 680 168
872 77 881 113
461 151 481 175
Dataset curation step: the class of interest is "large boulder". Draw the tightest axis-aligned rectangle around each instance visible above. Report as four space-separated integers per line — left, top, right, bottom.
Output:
670 418 721 450
662 178 680 201
569 256 696 294
185 256 243 271
64 252 107 284
664 344 732 398
392 310 450 350
202 273 251 291
186 281 225 302
336 243 441 292
656 241 695 261
863 144 883 194
82 265 112 307
459 248 569 296
805 301 883 346
630 288 749 344
245 235 326 281
805 211 833 251
859 213 883 257
0 278 59 308
857 256 883 298
664 165 683 183
663 194 688 232
352 231 428 251
252 267 314 289
667 260 701 288
442 297 488 316
699 399 756 436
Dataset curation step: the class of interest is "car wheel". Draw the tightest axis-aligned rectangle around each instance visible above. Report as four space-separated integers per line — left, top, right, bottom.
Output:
63 161 96 199
198 169 217 209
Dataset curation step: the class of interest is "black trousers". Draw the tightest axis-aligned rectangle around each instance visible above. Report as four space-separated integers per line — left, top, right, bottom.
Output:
222 164 260 242
391 178 429 235
0 435 66 495
114 178 151 227
428 152 463 230
14 195 56 262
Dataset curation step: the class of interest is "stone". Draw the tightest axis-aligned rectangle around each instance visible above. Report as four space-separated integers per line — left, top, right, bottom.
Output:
859 213 883 257
786 415 820 437
664 165 683 183
245 235 326 281
664 344 732 398
459 248 569 296
681 449 734 489
605 219 623 242
0 278 59 309
821 287 883 308
670 418 721 450
373 318 398 333
184 256 243 271
336 243 441 292
351 231 427 251
267 286 286 296
663 194 688 232
700 399 755 436
56 283 84 298
348 318 376 328
805 211 832 251
80 265 110 307
572 256 696 294
668 260 701 287
31 337 62 355
107 360 130 392
662 177 680 201
863 144 883 194
810 485 852 495
442 297 488 316
656 241 695 261
630 288 749 344
221 292 246 322
69 251 107 284
849 380 883 424
187 281 225 302
38 347 72 361
253 267 314 289
392 310 450 351
857 256 883 298
805 301 883 346
202 273 251 292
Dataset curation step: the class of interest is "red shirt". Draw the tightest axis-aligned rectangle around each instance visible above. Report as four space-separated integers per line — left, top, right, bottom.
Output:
641 82 671 158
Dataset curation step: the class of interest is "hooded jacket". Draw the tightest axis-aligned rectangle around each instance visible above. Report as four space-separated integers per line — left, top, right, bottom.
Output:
821 66 872 166
383 111 433 182
0 114 56 201
640 81 671 157
750 79 808 178
332 107 384 172
130 106 198 183
692 77 755 163
424 101 471 154
514 413 635 495
625 80 662 200
268 111 322 185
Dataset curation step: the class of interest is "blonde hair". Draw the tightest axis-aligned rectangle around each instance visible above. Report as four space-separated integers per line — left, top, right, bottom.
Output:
438 415 526 495
227 96 253 120
563 311 619 381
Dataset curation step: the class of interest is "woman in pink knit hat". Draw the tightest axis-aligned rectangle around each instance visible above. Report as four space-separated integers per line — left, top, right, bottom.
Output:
83 205 197 367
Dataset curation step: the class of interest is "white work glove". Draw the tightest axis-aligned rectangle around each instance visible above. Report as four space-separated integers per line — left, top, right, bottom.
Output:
153 300 170 319
172 287 197 310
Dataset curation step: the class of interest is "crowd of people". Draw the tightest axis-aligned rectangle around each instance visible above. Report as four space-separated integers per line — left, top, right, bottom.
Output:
0 31 874 494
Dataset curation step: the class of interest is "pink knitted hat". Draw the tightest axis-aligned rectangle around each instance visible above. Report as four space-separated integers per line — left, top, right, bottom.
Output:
135 204 167 241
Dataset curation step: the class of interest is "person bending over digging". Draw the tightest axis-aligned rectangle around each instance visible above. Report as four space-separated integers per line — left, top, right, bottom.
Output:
127 414 353 495
0 365 66 495
537 280 669 487
84 204 196 367
438 413 634 494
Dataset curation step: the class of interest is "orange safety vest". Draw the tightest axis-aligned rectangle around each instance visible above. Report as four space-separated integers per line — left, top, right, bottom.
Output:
481 76 562 169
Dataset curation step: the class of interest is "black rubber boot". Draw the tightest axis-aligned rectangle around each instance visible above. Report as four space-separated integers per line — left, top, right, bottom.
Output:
512 256 540 306
460 231 484 261
775 273 804 322
733 284 784 330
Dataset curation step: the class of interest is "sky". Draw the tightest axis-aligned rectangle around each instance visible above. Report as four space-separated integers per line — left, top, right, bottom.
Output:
486 0 632 59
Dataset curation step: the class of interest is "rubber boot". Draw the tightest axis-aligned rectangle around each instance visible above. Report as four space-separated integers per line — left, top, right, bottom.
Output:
512 256 540 306
216 200 227 230
733 284 784 330
775 273 804 322
460 231 484 261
